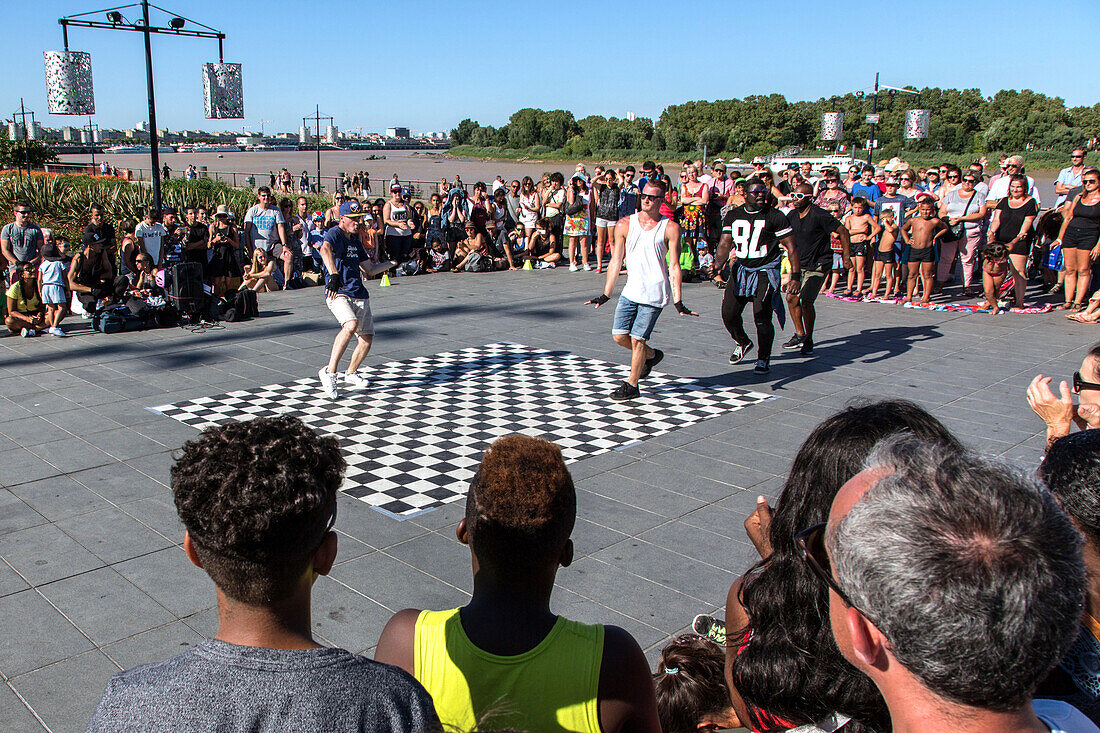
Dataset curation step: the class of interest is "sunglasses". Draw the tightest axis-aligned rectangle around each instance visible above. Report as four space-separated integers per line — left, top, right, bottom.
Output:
1074 371 1100 393
15 210 30 215
1073 155 1085 159
795 523 858 610
640 194 663 201
791 192 814 200
947 174 960 180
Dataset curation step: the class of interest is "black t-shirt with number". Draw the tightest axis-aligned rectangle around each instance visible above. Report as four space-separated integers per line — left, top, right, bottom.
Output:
722 205 793 269
786 205 843 271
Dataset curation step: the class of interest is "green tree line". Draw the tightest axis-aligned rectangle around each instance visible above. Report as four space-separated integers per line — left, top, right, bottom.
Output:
451 88 1100 160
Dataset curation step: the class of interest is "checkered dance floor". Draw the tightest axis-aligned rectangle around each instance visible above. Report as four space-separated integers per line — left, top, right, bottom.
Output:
150 343 771 518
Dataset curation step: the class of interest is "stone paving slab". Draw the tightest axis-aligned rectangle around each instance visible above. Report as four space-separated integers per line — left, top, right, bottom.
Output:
0 266 1088 731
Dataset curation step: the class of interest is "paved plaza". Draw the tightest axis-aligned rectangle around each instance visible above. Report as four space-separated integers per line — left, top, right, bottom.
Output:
0 268 1088 731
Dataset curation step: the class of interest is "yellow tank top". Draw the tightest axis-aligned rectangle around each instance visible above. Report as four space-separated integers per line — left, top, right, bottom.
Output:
414 608 604 733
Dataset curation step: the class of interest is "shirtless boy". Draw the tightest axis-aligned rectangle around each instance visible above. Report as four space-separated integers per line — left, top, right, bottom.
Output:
900 196 947 303
869 207 898 299
842 197 880 296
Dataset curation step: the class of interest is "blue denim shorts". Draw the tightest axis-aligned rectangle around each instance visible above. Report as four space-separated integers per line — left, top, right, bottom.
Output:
612 296 663 341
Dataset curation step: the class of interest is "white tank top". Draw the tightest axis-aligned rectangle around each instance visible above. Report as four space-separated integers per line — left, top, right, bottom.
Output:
386 203 412 237
620 213 671 307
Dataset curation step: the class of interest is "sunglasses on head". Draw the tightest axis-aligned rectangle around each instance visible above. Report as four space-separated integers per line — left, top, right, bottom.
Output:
795 523 858 609
1074 371 1100 393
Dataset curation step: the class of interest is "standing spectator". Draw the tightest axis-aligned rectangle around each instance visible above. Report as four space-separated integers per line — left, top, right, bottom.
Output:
821 436 1095 733
543 172 567 241
182 205 209 279
988 156 1042 208
87 417 440 732
593 170 621 273
161 163 171 180
850 166 882 205
678 164 710 277
618 166 639 219
207 205 240 297
1 201 43 282
292 196 313 272
505 179 522 226
300 170 310 193
375 434 660 733
938 171 988 297
325 192 347 229
85 203 116 256
563 175 592 271
987 174 1039 307
923 167 942 197
815 170 850 213
1058 149 1088 207
518 176 541 234
37 242 69 336
1054 170 1100 311
5 261 45 336
383 184 414 263
243 187 289 281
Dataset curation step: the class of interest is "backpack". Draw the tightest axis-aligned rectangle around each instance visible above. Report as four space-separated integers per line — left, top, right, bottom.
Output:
94 304 146 334
225 288 259 322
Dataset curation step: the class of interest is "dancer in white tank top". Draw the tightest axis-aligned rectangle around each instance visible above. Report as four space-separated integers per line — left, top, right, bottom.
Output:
586 180 698 401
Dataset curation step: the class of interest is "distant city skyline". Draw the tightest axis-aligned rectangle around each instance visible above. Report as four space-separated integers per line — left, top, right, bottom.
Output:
10 0 1100 135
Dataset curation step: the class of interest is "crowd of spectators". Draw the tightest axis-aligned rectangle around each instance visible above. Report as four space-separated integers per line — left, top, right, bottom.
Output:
83 342 1100 732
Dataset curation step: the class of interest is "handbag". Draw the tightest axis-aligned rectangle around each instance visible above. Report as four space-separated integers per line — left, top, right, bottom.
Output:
945 191 975 241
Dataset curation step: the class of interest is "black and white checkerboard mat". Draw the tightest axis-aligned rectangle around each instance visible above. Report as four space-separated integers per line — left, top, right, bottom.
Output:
149 343 771 519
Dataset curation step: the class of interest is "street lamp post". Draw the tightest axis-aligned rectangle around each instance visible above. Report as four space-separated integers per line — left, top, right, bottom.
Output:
303 106 333 194
854 74 920 164
54 1 233 213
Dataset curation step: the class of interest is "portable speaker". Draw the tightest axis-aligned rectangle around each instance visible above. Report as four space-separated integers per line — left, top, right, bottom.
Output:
169 262 204 315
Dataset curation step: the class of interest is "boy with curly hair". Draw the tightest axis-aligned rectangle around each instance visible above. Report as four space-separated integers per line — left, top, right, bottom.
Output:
87 416 439 733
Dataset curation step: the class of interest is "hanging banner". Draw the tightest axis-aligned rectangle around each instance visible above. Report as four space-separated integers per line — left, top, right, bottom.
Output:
904 109 931 139
44 51 95 115
820 112 844 141
202 62 244 119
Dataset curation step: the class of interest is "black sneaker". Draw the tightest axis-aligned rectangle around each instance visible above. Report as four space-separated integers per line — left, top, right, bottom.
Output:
610 381 640 401
753 358 771 374
800 338 814 356
782 333 804 350
729 341 754 365
640 348 664 379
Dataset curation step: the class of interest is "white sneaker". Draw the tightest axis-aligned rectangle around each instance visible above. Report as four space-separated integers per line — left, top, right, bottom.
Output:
48 327 67 337
344 371 369 389
20 328 37 338
569 263 578 272
318 367 339 399
583 263 593 271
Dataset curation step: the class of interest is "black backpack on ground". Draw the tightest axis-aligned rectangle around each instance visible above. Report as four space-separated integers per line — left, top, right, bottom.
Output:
224 289 259 322
93 304 146 334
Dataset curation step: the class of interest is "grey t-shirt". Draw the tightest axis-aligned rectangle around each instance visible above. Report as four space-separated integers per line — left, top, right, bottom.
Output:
244 204 286 252
1 222 43 262
941 188 987 233
86 639 440 733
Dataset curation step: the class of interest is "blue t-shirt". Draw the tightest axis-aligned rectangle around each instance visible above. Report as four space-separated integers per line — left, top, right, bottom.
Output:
851 182 882 204
322 227 369 299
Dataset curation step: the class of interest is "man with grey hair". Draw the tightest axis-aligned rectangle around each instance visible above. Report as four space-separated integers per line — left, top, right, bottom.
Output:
802 436 1097 732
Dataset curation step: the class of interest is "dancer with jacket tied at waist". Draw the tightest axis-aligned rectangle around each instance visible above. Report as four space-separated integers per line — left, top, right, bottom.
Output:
585 181 697 401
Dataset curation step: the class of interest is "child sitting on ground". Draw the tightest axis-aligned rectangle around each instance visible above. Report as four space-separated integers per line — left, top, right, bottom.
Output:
980 242 1011 316
868 207 898 299
37 242 69 337
525 218 561 269
901 195 946 304
421 236 452 273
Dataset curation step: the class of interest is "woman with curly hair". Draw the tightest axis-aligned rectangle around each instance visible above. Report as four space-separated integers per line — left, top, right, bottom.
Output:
724 400 961 733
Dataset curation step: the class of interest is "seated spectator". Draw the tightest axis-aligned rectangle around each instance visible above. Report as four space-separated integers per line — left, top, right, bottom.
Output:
240 249 279 292
375 434 660 733
526 217 561 269
420 235 451 273
453 221 493 272
726 400 961 733
822 436 1095 732
653 634 739 733
1028 343 1100 448
87 416 440 732
1038 430 1100 725
5 261 46 336
67 231 116 314
119 252 167 317
37 242 69 337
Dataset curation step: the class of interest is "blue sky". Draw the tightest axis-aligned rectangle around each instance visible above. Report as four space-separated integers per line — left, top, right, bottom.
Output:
10 0 1099 134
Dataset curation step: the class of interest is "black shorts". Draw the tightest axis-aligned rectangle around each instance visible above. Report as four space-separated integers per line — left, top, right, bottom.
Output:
850 242 871 258
874 248 895 264
1063 227 1100 250
998 236 1030 257
909 246 935 263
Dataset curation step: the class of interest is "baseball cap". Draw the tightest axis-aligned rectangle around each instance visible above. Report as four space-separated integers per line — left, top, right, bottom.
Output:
81 231 108 247
886 177 900 186
787 163 799 170
390 183 402 191
311 211 324 220
338 200 365 218
752 156 764 164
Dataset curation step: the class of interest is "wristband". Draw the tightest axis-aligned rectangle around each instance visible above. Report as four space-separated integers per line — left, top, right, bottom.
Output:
674 301 690 314
326 273 343 291
591 294 609 305
789 271 801 279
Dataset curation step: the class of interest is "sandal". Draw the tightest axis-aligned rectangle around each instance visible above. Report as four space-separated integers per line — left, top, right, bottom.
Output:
1073 302 1087 312
1056 302 1074 310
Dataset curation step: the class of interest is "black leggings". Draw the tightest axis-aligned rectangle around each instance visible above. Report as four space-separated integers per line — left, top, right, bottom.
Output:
721 275 775 360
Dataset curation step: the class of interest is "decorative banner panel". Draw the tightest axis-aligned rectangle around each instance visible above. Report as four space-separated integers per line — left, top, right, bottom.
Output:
202 62 244 119
820 112 844 141
44 51 95 115
904 109 931 140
